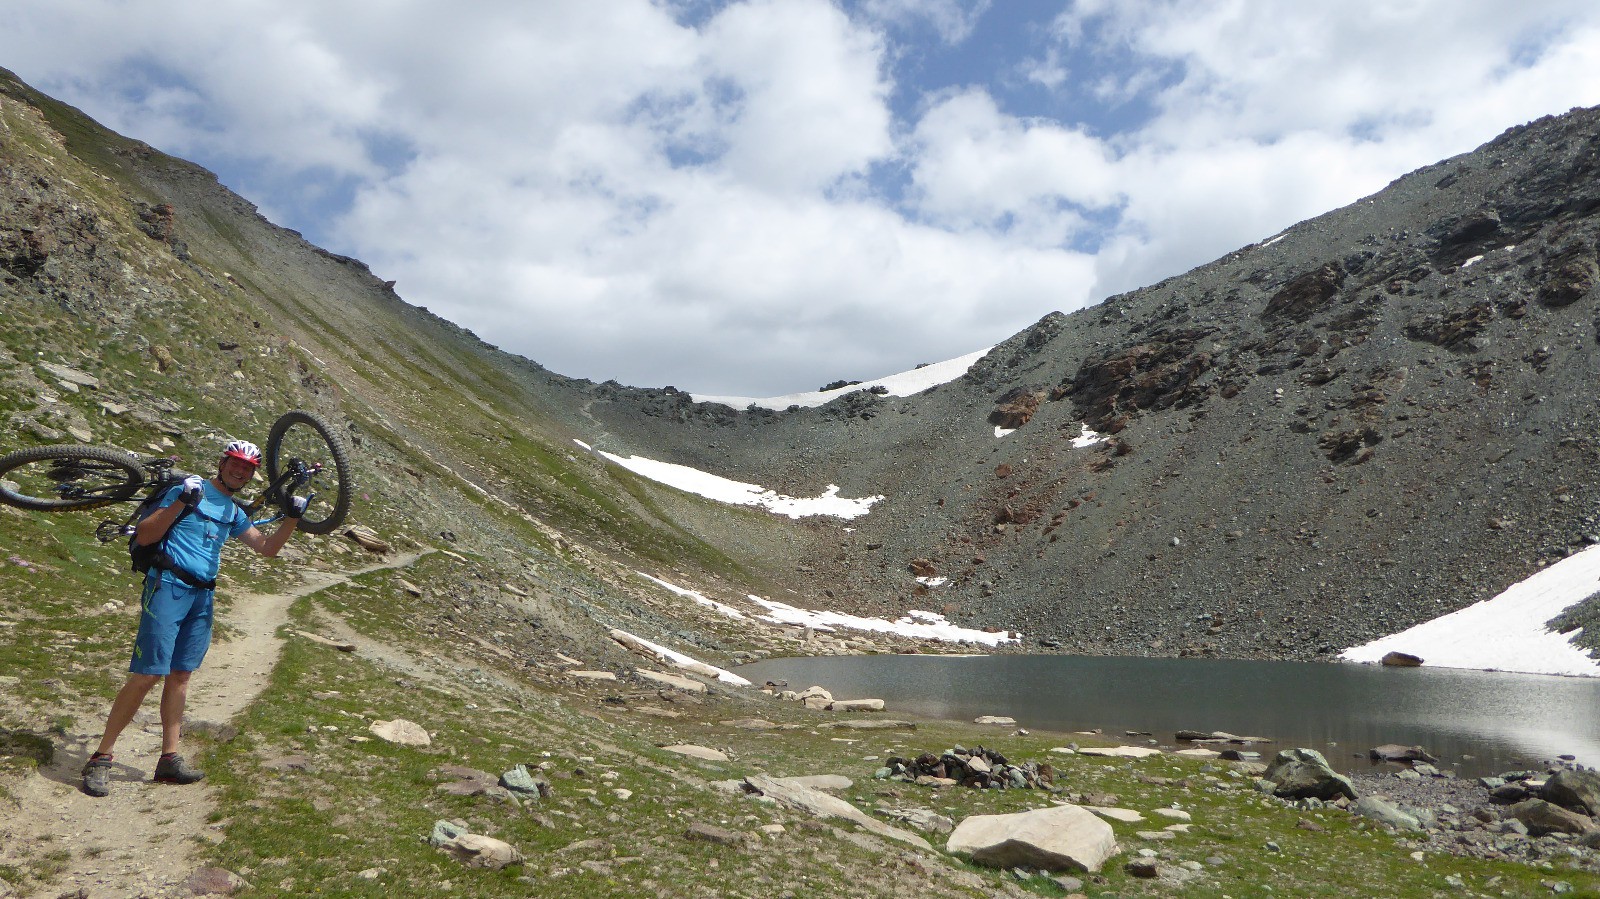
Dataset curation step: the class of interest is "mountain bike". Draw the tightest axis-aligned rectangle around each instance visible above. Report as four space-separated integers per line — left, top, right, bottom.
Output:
0 409 353 537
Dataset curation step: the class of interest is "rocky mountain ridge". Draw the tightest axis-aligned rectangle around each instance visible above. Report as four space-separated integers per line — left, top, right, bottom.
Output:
563 104 1600 660
4 62 1600 666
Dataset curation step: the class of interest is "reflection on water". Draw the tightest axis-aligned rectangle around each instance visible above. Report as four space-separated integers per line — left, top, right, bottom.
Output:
734 654 1600 778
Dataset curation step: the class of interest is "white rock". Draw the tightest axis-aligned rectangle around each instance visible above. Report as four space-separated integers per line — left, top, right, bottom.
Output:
974 716 1017 726
948 804 1118 873
828 698 885 712
369 719 431 746
439 833 523 869
1153 808 1192 821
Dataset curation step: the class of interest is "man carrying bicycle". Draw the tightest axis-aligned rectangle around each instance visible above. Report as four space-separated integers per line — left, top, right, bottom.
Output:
81 439 307 797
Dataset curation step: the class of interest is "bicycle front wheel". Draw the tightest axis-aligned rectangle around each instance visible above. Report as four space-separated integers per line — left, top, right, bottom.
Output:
0 445 146 511
265 410 353 535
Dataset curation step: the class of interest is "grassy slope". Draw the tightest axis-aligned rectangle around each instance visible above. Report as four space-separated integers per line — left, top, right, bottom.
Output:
1 69 1598 899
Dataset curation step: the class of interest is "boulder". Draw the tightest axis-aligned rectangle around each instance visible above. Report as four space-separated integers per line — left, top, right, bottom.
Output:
439 832 524 869
1506 799 1594 836
1542 769 1600 816
1261 749 1357 801
500 764 552 798
947 804 1118 873
1369 744 1438 763
974 715 1017 726
1353 797 1423 831
369 719 431 747
1380 651 1424 667
828 698 885 712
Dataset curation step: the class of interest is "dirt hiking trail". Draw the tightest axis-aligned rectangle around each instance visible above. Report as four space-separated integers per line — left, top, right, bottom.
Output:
0 554 420 899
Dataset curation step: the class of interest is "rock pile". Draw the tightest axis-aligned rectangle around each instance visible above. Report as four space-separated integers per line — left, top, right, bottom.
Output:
876 745 1054 790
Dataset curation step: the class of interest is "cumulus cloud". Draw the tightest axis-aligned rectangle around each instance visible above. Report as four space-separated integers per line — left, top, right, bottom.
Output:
3 0 1599 394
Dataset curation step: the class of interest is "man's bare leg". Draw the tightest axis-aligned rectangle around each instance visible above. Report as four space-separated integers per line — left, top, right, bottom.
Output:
159 670 192 754
95 673 162 756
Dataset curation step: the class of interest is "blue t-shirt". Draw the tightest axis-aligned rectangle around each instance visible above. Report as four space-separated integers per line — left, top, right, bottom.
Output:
152 481 252 583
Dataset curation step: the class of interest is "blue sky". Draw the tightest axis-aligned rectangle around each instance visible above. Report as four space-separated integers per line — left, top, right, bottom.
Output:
5 1 1600 394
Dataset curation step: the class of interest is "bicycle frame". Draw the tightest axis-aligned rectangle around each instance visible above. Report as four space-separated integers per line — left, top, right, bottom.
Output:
92 457 327 544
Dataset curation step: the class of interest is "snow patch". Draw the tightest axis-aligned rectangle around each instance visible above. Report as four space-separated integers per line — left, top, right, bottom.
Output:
637 571 747 619
1341 544 1600 677
612 628 752 686
583 444 882 519
748 596 1019 645
693 347 992 410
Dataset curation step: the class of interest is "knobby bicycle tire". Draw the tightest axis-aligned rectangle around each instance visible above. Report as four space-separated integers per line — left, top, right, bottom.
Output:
265 410 353 535
0 445 146 511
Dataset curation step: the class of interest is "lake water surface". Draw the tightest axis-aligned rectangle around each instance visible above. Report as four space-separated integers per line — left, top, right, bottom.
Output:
734 654 1600 779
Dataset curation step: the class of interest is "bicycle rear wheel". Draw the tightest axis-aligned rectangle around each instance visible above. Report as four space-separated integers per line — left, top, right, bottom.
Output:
265 410 353 535
0 445 146 511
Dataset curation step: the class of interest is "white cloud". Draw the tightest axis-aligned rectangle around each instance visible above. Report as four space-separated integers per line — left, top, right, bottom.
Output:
3 0 1599 394
857 0 992 44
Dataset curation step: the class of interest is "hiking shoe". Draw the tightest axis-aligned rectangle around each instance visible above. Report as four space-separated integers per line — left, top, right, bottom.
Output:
81 755 113 797
153 753 204 784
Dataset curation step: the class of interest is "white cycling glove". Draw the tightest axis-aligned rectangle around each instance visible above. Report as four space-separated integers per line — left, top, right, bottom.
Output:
180 475 205 507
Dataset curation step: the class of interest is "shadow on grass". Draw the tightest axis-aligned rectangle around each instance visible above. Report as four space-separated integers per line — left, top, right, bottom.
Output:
0 727 55 767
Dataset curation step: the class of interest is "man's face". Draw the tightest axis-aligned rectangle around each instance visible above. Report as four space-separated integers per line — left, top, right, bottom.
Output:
219 456 257 491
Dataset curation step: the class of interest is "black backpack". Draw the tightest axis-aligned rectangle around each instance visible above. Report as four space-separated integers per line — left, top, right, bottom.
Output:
128 485 214 589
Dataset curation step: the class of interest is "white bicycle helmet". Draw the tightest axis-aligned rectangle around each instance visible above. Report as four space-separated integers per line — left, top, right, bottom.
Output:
222 439 262 466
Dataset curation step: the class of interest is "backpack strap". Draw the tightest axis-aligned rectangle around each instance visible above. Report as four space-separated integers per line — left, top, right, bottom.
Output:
136 494 216 589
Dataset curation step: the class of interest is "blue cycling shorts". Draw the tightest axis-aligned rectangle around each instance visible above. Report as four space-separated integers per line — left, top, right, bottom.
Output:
130 574 214 676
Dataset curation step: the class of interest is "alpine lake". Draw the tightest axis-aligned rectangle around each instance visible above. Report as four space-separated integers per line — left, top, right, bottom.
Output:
734 653 1600 779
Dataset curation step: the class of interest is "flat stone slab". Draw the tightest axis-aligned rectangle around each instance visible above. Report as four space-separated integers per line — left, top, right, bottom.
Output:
662 744 729 762
974 716 1017 726
569 670 618 681
38 361 100 388
1077 746 1162 759
637 669 707 693
829 698 886 712
1152 808 1192 822
744 775 931 852
1174 747 1220 758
